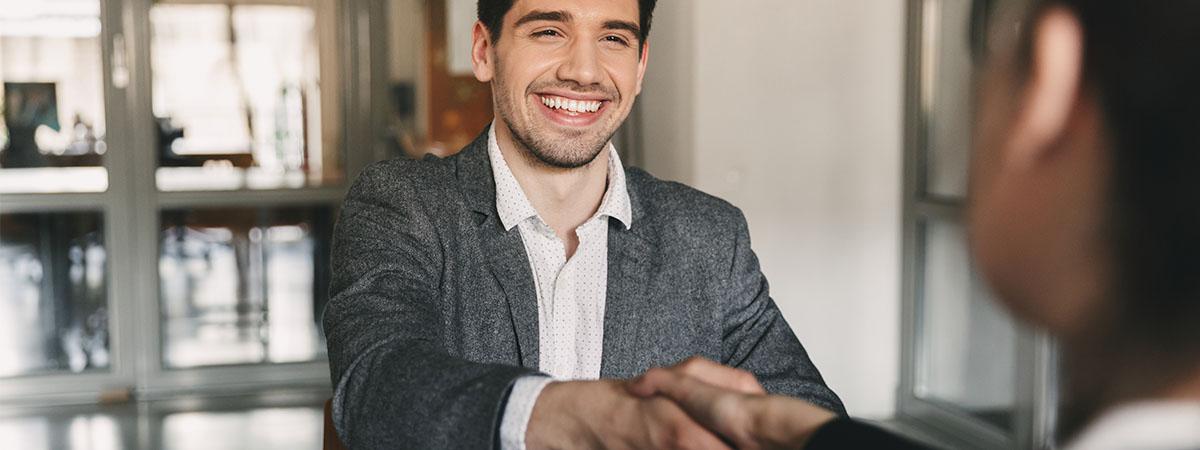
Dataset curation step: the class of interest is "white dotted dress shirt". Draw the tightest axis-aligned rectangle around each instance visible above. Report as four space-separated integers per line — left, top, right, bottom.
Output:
489 125 632 450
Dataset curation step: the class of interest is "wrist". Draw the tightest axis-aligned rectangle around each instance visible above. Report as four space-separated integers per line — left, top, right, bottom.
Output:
524 381 598 449
754 397 837 450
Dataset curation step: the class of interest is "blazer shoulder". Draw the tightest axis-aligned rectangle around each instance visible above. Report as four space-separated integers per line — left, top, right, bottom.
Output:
348 155 458 203
626 167 746 231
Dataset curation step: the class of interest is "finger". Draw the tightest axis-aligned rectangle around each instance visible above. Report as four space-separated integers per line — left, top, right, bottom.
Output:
639 375 761 449
676 357 766 395
649 398 733 450
629 369 729 429
628 367 680 397
648 373 733 430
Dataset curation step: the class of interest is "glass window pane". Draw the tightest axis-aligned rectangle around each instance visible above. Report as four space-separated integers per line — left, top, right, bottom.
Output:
0 0 109 193
0 211 110 377
158 205 332 368
923 0 974 199
150 1 343 191
917 219 1018 431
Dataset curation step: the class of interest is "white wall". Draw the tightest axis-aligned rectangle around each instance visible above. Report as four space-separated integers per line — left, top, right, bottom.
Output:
637 0 695 184
639 0 906 419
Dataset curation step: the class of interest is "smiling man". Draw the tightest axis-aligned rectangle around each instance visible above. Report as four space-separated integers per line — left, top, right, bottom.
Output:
323 0 844 448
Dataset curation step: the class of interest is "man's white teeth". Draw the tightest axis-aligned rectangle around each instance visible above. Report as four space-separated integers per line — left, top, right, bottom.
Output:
541 96 602 113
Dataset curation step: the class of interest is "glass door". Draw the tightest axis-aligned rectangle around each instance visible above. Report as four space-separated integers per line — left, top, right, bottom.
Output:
0 0 139 404
127 0 370 397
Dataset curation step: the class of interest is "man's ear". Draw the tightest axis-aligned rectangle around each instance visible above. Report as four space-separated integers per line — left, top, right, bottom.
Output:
635 39 650 95
471 22 495 83
1005 6 1084 168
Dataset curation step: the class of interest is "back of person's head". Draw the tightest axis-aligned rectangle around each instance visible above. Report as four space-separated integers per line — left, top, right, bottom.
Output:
476 0 658 51
1019 0 1200 437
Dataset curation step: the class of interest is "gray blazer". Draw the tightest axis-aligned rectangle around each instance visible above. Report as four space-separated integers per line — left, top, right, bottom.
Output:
325 128 844 449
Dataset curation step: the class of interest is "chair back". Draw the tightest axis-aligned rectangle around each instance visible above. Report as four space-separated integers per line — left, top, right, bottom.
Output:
324 399 349 450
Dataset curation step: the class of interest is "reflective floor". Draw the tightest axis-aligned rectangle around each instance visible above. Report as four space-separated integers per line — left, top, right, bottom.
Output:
0 390 327 450
0 212 110 378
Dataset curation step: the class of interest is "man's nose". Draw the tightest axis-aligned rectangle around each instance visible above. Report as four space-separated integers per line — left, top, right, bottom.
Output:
557 39 603 86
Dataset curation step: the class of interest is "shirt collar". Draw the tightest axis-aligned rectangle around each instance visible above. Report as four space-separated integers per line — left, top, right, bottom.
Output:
1066 401 1200 450
488 123 633 232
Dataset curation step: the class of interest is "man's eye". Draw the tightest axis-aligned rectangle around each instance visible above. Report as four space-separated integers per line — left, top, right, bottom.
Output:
533 29 561 38
603 35 630 46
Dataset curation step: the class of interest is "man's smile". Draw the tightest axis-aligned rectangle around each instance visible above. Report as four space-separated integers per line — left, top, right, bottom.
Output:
540 95 603 113
534 92 611 127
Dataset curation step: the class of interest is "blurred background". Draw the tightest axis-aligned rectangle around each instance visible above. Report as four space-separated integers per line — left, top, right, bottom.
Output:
0 0 1050 448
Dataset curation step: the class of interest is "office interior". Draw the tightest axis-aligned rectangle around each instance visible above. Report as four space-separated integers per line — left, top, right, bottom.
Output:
0 0 1046 448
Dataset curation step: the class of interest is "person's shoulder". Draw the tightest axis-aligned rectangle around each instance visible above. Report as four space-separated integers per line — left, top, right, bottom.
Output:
626 167 746 231
357 153 456 187
348 153 459 203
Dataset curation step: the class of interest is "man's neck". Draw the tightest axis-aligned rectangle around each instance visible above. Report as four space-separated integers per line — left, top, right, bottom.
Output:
495 123 609 246
1162 367 1200 402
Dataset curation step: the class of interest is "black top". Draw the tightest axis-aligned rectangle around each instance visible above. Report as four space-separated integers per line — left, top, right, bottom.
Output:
805 418 933 449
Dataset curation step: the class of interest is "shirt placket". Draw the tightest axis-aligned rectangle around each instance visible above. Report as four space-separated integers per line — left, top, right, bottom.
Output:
538 220 572 378
576 220 604 381
552 256 576 378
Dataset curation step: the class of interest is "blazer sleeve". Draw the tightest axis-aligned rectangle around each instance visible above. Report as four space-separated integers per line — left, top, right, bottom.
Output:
720 209 848 415
323 162 535 449
805 418 933 449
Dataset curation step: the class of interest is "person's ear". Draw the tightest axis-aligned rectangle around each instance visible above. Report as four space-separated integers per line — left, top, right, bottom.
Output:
471 22 495 83
1005 6 1084 168
634 39 650 95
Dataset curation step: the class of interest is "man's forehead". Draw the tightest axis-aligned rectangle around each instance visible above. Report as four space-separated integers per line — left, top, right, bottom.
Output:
506 0 639 24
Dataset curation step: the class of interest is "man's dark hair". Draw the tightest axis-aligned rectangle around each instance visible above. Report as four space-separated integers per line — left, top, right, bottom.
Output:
1009 0 1200 440
477 0 658 52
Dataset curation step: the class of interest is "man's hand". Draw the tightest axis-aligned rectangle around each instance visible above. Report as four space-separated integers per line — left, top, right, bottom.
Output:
627 358 837 450
665 356 767 395
525 378 732 450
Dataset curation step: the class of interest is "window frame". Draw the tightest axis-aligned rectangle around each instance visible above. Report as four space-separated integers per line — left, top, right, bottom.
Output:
896 0 1058 448
0 0 140 405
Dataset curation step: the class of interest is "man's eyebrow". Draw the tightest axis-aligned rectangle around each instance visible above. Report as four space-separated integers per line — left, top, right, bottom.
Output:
514 10 573 28
602 20 641 37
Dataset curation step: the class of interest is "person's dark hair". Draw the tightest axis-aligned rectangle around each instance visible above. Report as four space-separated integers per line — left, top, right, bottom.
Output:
1015 0 1200 440
477 0 658 53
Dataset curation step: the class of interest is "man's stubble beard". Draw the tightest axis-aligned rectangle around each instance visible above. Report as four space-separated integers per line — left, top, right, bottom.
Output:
492 62 621 169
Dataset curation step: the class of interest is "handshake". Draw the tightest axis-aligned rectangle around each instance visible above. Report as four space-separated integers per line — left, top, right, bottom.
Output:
524 358 838 450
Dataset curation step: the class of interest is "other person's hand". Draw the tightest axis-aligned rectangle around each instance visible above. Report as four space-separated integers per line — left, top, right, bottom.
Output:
525 378 732 450
627 357 837 450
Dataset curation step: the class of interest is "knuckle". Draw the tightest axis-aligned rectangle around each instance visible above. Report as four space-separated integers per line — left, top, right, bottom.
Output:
734 370 764 393
643 367 667 381
666 423 690 447
679 357 701 371
673 427 714 450
730 409 755 438
737 371 759 388
650 423 680 449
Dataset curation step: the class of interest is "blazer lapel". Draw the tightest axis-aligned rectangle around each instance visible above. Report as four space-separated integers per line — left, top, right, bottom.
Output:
457 128 541 370
600 184 655 379
479 223 540 370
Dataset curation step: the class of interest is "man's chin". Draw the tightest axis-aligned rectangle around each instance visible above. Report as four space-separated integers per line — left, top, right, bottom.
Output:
528 146 604 169
538 120 598 139
505 115 614 169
